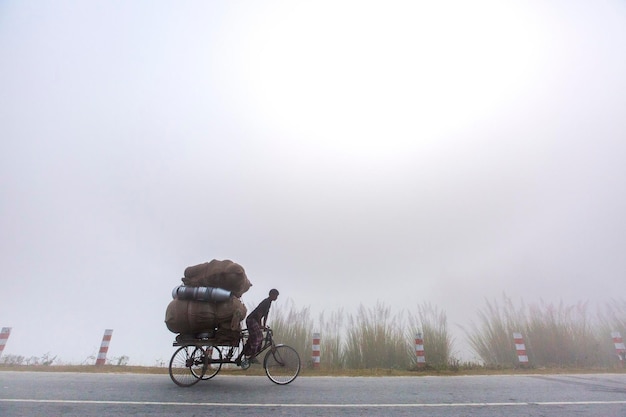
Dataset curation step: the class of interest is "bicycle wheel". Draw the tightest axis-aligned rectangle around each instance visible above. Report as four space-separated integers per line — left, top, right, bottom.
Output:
169 345 205 387
264 345 301 385
197 345 222 380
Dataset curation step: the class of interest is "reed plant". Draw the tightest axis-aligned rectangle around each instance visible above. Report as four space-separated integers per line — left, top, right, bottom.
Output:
343 303 411 369
466 295 626 368
597 298 626 335
596 298 626 366
523 300 599 367
268 299 313 362
318 309 346 369
408 302 453 368
465 295 525 367
270 296 625 370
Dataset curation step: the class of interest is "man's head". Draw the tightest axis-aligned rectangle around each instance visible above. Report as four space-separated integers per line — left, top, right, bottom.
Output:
269 288 279 301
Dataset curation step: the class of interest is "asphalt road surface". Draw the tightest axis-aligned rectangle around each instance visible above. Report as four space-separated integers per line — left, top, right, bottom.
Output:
1 371 625 417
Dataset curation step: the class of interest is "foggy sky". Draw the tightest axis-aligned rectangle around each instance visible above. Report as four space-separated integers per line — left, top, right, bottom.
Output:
1 0 626 365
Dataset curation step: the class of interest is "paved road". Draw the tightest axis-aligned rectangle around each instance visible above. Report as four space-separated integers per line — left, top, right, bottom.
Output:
1 371 625 416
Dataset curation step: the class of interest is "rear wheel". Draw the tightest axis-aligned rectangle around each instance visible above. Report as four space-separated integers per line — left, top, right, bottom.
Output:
264 345 300 385
169 346 204 387
196 346 222 380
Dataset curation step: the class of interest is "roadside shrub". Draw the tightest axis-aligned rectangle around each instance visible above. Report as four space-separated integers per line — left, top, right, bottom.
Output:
465 295 523 367
524 300 599 367
343 303 410 369
270 299 313 362
318 309 345 369
408 302 453 369
265 296 626 371
0 354 26 365
596 298 626 366
466 295 626 368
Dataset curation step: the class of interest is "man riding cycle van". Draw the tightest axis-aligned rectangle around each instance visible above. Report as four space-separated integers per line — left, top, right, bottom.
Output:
243 289 279 362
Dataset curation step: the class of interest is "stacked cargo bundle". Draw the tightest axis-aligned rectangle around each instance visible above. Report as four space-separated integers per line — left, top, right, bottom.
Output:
165 259 252 344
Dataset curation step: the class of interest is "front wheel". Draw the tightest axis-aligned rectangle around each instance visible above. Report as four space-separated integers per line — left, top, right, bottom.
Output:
264 345 300 385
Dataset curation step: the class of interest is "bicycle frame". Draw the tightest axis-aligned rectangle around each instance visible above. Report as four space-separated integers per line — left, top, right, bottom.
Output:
227 327 276 366
193 327 276 366
169 325 300 386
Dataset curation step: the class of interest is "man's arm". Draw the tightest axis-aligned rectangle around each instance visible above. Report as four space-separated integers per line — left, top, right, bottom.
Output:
262 309 269 327
259 298 271 328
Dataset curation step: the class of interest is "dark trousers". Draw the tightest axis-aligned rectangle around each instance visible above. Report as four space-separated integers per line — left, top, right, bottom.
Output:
243 317 263 356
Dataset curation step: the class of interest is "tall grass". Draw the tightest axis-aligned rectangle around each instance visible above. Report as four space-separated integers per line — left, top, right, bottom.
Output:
408 303 453 368
343 303 410 369
597 298 626 364
268 299 313 362
524 301 598 367
318 309 345 369
272 301 452 370
597 298 626 338
466 295 626 368
465 295 523 367
271 296 625 370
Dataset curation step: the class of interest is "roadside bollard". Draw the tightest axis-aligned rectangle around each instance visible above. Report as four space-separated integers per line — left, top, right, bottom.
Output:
612 331 625 368
415 333 425 368
513 332 529 366
96 329 114 366
312 332 321 368
0 327 11 359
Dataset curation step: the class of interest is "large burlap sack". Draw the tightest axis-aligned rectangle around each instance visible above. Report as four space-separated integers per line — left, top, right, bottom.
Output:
214 326 241 346
165 297 247 334
182 259 252 297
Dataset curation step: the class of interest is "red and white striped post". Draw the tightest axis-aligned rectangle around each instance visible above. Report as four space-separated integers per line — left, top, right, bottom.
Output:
513 332 529 366
312 332 321 368
0 327 11 359
415 332 425 368
95 329 113 366
611 331 625 367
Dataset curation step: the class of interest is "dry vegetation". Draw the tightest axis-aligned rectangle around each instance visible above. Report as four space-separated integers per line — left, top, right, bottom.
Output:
2 297 624 374
466 296 625 368
269 296 625 372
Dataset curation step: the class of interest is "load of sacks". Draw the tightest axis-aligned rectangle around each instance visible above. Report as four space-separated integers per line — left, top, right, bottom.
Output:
165 259 252 344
